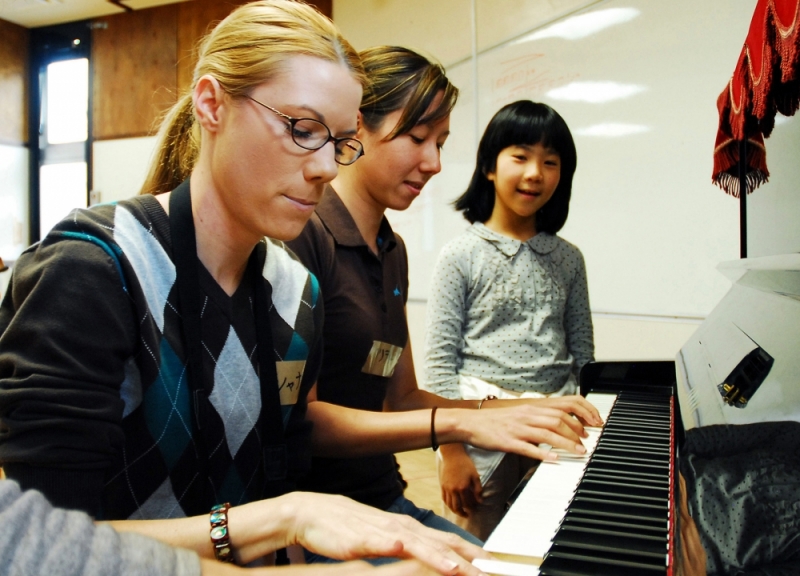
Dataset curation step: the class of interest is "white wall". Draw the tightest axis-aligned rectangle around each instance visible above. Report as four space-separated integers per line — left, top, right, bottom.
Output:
333 0 776 383
0 143 29 298
747 113 800 257
92 136 159 204
0 143 29 260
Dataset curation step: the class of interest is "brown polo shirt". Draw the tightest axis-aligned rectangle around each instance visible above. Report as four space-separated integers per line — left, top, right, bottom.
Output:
286 186 409 509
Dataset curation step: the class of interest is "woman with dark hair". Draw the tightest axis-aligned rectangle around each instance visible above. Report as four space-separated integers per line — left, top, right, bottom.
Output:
288 53 600 561
423 100 595 540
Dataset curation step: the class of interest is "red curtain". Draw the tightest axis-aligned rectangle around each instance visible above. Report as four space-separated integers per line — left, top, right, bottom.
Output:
712 0 800 196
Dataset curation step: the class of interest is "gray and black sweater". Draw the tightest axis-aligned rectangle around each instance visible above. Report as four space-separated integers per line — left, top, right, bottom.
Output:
0 193 323 520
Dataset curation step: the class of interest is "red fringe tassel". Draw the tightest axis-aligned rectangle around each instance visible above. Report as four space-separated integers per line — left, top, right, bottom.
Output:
712 0 800 195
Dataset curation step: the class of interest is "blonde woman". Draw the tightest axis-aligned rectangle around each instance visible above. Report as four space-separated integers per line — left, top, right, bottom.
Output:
0 3 481 573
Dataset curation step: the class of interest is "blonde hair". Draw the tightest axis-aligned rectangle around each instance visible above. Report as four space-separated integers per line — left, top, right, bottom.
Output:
141 0 365 195
359 46 458 140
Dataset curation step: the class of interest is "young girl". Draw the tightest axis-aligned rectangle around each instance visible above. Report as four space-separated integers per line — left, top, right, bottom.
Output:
0 3 483 573
288 53 599 559
424 100 595 540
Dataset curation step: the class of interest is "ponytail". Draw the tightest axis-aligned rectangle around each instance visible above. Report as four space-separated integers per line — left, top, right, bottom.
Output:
140 93 198 195
138 0 365 196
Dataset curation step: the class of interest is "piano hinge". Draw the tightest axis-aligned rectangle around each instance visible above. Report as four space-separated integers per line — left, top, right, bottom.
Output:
717 346 774 408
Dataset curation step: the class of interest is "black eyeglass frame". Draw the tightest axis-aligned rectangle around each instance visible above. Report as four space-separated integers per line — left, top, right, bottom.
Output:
246 96 364 166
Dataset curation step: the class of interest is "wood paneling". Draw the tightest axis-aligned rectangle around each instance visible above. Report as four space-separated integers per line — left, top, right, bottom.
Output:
176 0 333 96
91 4 178 140
0 18 29 145
91 0 335 141
176 0 250 96
311 0 333 20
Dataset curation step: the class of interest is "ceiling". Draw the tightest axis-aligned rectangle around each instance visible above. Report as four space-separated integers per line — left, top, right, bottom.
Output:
0 0 191 28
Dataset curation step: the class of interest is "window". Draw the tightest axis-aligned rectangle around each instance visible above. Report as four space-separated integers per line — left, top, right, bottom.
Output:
30 22 91 242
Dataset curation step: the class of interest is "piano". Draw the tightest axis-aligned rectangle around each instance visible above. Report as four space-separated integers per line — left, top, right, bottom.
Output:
475 254 800 576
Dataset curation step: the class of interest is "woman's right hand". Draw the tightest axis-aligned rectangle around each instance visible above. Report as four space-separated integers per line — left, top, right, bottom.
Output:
439 444 482 518
513 395 603 427
447 404 588 462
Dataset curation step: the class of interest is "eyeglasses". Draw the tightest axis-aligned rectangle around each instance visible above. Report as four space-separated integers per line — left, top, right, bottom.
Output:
246 96 364 166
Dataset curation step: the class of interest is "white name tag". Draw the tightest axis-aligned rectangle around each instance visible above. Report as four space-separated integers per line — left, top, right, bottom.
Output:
276 360 306 406
361 340 403 378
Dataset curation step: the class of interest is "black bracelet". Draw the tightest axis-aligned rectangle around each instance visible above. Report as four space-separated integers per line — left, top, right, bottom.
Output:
431 407 439 452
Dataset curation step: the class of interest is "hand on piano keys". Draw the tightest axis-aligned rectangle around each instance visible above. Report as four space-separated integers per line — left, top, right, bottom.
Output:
456 395 603 462
481 392 678 576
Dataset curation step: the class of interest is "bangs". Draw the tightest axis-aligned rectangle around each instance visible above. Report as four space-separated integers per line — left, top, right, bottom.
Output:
492 106 573 159
387 67 458 138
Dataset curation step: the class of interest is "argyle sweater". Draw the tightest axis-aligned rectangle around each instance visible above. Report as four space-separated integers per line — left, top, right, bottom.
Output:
0 195 322 519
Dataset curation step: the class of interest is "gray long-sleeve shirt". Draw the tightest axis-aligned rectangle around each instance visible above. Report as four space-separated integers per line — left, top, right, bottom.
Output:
0 479 200 576
423 224 594 397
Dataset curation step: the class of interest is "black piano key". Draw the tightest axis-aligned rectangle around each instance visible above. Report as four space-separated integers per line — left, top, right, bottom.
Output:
597 440 670 452
540 548 666 575
577 479 669 501
606 413 671 425
612 403 670 413
602 429 670 443
568 495 667 522
603 420 670 432
561 511 667 534
552 526 668 558
590 456 670 474
593 446 671 462
593 451 669 466
574 489 669 507
583 470 669 488
600 424 670 436
589 460 669 480
596 439 671 454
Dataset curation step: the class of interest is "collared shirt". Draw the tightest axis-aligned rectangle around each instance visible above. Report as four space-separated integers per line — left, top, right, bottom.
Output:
423 222 594 397
286 186 409 509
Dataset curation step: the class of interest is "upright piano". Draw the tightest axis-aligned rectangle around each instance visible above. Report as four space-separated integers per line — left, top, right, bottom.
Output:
475 254 800 576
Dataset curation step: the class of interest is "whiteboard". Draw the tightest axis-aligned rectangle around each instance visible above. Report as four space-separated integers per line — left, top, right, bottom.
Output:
386 0 782 319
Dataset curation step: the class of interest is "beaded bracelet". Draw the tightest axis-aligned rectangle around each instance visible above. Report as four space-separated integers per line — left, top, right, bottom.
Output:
209 502 235 563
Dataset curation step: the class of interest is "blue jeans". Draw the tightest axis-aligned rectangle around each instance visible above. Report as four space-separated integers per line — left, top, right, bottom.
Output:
303 495 484 566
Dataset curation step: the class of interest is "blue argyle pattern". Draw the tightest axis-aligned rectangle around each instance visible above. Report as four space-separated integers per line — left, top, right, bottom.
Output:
55 197 320 520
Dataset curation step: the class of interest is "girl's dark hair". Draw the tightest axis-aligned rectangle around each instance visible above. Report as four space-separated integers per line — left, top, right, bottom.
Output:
358 46 458 139
454 100 577 234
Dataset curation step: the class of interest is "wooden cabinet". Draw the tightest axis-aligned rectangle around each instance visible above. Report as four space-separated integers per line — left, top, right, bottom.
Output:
91 0 333 141
0 18 29 145
91 4 178 141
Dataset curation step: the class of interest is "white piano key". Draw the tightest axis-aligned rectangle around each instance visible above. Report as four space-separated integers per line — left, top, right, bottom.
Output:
472 558 540 576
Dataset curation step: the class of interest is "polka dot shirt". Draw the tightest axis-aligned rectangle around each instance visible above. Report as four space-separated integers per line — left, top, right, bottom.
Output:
423 222 594 397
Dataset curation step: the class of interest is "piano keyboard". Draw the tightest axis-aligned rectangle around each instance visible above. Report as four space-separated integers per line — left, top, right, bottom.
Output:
481 391 675 576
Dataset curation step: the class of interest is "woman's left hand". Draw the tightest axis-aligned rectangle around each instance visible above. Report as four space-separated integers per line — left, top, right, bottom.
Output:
283 492 491 575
